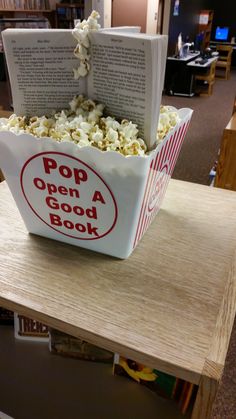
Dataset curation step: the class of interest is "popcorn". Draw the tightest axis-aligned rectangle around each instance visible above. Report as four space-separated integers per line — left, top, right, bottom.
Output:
74 44 90 60
71 129 89 145
103 116 121 131
106 127 119 143
72 10 101 79
157 106 180 143
119 120 139 140
90 127 104 143
0 97 181 157
72 27 90 48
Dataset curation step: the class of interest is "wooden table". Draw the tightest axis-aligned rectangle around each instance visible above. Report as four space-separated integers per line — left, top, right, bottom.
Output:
1 179 236 419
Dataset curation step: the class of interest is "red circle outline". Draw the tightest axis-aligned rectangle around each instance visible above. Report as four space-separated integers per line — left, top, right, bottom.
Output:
20 151 118 240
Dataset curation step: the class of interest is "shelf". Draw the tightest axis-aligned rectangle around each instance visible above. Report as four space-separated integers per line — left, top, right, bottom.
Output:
0 9 52 12
0 325 188 419
55 2 84 28
199 9 214 50
57 18 74 21
0 8 56 27
56 3 84 8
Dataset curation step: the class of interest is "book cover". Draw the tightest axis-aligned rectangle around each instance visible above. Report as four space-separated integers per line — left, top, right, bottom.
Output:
49 328 113 363
14 312 49 341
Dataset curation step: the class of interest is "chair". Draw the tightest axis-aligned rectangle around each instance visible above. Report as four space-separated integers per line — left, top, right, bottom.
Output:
215 45 233 80
232 94 236 115
194 59 217 96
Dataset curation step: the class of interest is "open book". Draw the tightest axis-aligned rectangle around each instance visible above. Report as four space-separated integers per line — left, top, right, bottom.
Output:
2 28 167 149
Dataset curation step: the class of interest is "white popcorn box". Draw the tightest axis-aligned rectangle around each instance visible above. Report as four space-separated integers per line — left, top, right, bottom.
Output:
0 108 192 259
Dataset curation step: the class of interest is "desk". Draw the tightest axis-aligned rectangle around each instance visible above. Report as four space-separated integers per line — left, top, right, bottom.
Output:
167 52 200 62
165 54 218 96
165 53 200 96
1 179 236 418
209 41 236 66
210 41 236 50
187 55 218 68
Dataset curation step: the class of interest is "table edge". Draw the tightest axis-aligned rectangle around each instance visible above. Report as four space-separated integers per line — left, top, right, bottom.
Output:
204 251 236 381
0 295 201 385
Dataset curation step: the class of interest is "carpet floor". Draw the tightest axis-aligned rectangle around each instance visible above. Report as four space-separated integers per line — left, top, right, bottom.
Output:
162 69 236 185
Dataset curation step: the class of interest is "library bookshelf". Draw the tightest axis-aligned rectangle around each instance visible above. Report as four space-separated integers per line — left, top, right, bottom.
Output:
0 1 55 27
55 2 84 29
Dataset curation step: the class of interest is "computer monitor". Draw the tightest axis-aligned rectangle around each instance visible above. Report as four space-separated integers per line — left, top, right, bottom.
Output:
215 27 229 41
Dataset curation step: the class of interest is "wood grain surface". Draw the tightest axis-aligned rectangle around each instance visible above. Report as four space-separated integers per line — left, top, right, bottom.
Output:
215 113 236 190
191 371 219 419
1 180 236 386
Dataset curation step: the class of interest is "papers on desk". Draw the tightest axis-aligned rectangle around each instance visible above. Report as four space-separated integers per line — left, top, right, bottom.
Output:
168 52 200 61
187 56 218 67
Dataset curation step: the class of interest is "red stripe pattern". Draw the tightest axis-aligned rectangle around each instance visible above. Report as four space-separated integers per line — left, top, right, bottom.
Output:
133 120 190 248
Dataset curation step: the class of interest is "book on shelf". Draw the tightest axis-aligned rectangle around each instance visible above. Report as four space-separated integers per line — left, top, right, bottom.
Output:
14 312 49 341
0 307 14 325
113 354 196 415
2 27 167 149
15 0 25 9
49 328 114 362
0 0 50 10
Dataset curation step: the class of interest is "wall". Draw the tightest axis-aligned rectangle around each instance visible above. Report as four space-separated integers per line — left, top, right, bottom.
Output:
162 0 171 35
207 0 236 42
146 0 159 34
112 0 148 33
168 0 212 54
49 0 57 9
90 0 111 27
103 0 112 28
84 0 93 19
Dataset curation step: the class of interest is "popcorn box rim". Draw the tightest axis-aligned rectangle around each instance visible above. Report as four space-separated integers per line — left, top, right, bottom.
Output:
0 107 193 163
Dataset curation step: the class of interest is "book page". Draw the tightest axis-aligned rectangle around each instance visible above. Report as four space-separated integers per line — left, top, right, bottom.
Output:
2 29 86 116
100 27 141 33
87 32 167 148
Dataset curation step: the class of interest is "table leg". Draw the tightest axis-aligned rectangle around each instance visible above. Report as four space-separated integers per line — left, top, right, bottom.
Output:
191 375 219 419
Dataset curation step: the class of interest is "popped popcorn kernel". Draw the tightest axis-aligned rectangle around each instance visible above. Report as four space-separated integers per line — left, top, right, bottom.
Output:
0 96 181 157
72 10 101 79
157 106 180 143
